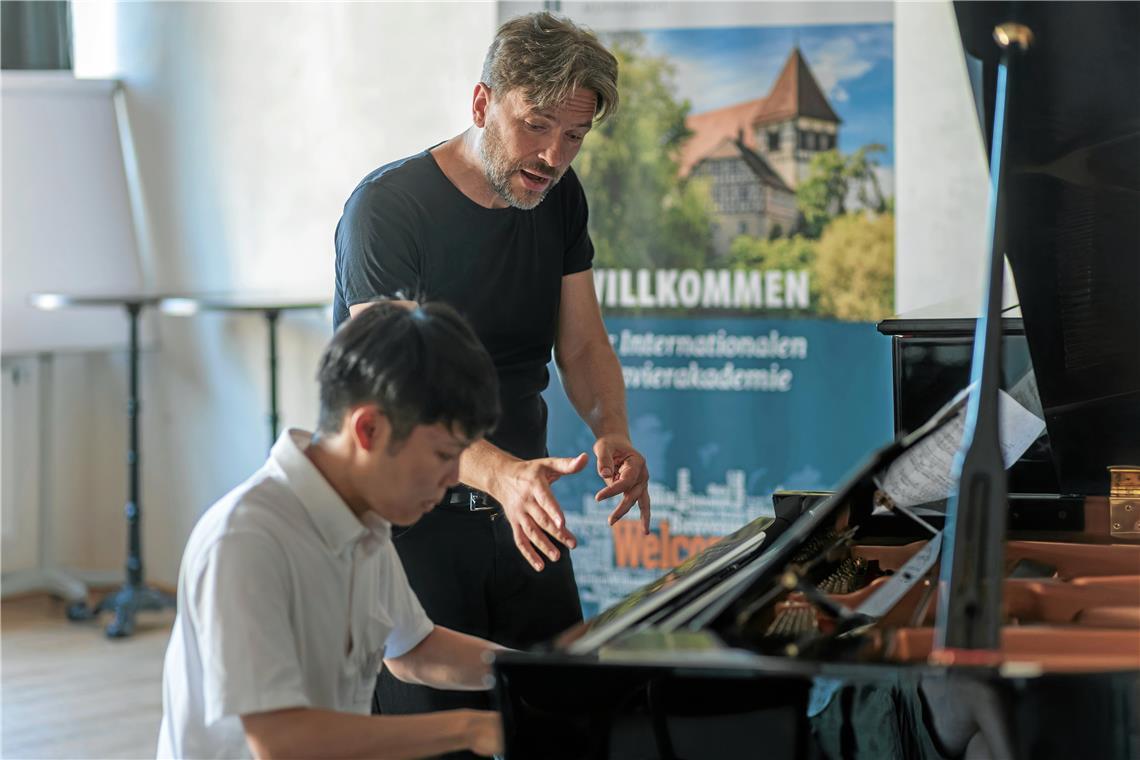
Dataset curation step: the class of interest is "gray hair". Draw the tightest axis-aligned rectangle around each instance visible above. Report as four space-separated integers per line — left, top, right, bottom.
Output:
481 11 619 124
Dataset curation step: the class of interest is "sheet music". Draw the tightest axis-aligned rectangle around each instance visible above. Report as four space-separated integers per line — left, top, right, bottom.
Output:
876 388 1046 509
1007 367 1043 419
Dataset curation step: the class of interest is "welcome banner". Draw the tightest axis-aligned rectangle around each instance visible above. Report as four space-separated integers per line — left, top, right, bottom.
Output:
505 2 897 617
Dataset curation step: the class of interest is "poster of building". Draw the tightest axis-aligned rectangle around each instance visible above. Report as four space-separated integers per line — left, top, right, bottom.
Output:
506 2 897 617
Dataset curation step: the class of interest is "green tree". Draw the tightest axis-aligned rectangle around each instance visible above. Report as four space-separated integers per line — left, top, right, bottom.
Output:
795 144 888 238
813 212 895 321
728 233 816 271
574 36 715 270
728 234 820 316
795 150 848 238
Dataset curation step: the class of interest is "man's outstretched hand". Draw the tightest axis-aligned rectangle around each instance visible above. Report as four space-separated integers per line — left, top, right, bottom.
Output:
492 454 586 571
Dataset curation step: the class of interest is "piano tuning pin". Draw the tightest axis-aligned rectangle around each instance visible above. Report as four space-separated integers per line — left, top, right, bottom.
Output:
766 608 791 637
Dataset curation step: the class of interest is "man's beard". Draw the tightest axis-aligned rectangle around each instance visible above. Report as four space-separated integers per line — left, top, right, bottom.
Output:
479 120 563 210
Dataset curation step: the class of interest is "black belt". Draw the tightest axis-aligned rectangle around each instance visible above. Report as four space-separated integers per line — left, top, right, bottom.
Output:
439 487 501 514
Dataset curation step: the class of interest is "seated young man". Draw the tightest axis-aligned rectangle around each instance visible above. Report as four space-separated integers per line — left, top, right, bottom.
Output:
157 301 505 759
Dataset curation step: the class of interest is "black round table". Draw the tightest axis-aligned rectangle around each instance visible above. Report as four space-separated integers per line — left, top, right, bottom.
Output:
30 292 175 638
159 294 330 449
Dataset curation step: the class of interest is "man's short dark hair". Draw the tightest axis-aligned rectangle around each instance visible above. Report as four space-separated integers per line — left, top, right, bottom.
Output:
316 301 500 445
482 11 619 125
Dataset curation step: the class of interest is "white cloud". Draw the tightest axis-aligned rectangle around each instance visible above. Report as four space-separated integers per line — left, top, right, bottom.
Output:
805 36 874 102
662 48 787 114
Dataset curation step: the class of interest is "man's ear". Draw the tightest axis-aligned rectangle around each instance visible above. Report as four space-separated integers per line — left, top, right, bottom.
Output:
349 405 390 453
472 82 492 128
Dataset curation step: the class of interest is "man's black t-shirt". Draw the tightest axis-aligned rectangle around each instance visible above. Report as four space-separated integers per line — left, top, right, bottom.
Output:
333 150 594 460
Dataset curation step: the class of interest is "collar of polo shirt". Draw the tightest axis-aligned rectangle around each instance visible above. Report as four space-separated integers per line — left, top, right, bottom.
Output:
272 429 392 557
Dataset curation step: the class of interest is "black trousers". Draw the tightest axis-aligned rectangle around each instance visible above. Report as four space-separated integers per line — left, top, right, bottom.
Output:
374 503 583 758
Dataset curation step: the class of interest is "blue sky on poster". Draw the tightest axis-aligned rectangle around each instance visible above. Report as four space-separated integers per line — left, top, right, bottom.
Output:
641 23 894 167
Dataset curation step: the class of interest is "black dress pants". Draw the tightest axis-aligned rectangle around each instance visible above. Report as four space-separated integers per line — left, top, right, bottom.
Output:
373 502 583 759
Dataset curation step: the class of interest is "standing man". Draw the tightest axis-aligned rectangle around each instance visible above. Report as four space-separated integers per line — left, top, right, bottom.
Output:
158 302 505 759
334 10 651 734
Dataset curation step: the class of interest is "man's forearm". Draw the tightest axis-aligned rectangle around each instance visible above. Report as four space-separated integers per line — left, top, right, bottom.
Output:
242 707 488 760
384 626 503 691
458 438 519 495
557 340 630 439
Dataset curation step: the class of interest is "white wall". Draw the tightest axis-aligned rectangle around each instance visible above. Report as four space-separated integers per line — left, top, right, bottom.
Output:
894 0 992 313
37 1 496 585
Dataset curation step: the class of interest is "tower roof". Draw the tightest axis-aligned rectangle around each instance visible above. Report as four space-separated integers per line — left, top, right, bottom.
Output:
764 47 842 124
678 47 841 176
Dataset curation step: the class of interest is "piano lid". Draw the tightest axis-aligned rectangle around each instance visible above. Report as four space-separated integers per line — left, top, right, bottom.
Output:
953 1 1140 496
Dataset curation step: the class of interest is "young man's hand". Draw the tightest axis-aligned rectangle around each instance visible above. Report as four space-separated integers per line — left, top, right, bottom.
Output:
491 454 585 571
461 710 504 757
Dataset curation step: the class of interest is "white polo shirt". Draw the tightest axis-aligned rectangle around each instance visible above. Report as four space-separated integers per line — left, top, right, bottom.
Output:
157 429 434 759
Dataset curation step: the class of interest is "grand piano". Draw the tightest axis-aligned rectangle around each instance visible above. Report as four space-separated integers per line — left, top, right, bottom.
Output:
492 3 1140 757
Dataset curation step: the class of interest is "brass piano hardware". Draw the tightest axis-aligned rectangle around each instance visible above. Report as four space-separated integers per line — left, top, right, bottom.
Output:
999 660 1044 678
993 22 1034 51
1108 465 1140 540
